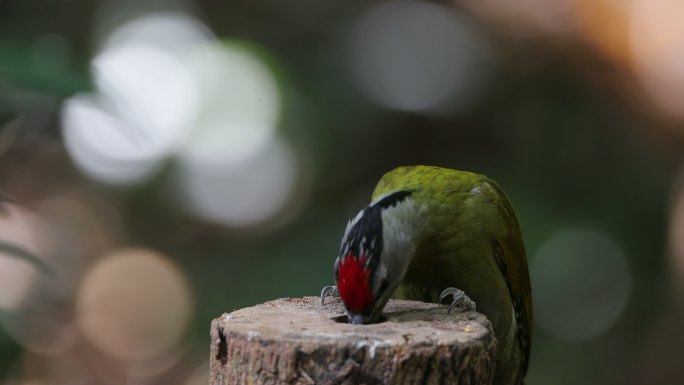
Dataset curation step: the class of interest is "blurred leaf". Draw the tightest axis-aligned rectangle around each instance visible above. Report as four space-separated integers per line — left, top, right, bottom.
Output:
0 37 89 97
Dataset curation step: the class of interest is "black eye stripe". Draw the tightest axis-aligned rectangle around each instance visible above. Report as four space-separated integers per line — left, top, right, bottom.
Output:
373 190 413 209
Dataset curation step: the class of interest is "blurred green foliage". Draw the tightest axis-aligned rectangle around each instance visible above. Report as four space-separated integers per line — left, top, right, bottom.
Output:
1 1 683 384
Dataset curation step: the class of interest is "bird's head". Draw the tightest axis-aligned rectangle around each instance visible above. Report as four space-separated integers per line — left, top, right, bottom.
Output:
334 190 418 324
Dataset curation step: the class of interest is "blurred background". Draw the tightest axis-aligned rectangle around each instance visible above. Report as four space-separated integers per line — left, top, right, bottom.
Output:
1 0 683 384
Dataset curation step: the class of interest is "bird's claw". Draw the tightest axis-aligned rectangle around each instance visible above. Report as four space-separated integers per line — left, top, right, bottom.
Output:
320 285 338 305
440 287 476 313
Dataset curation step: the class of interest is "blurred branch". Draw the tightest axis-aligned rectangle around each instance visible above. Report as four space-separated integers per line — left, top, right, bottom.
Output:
0 241 55 278
0 195 55 278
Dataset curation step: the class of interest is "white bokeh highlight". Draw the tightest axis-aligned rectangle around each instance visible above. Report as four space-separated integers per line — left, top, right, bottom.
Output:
176 136 297 227
63 94 170 185
349 0 487 113
171 42 297 228
61 11 300 228
92 43 198 150
61 13 207 185
181 43 281 164
100 12 213 59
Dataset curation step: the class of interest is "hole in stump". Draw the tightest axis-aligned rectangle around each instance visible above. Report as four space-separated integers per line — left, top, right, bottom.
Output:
332 315 387 324
217 327 227 365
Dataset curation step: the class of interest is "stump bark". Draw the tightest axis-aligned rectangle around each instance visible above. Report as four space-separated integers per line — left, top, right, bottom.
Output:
209 296 496 385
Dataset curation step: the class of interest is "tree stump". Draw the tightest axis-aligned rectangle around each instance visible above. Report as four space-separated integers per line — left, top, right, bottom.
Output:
209 296 496 385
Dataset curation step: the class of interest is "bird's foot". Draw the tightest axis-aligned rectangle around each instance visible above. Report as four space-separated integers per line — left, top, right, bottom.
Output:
440 287 476 313
320 285 338 305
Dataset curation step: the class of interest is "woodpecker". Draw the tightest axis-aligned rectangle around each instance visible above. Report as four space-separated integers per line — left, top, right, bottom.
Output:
321 165 532 385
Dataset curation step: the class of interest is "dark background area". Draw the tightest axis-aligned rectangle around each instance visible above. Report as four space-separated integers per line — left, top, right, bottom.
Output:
1 0 684 384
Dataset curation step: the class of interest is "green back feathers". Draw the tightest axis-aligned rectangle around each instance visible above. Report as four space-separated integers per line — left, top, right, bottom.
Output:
371 165 533 377
372 166 498 252
372 166 486 205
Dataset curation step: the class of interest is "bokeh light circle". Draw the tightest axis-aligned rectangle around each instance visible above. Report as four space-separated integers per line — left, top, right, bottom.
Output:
171 41 296 228
61 12 208 185
76 248 193 361
631 0 684 120
0 203 80 356
531 229 631 341
100 13 213 59
349 0 486 113
176 136 298 228
92 42 198 150
181 41 281 164
62 94 165 184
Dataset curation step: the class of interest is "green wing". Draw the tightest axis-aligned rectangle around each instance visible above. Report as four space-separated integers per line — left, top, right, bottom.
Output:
478 178 532 374
371 165 532 375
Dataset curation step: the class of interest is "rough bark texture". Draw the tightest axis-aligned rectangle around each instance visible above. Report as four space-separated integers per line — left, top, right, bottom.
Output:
210 296 496 385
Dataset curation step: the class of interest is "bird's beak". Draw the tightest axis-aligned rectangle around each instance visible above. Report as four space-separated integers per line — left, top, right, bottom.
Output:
347 295 391 324
348 310 385 325
349 313 369 325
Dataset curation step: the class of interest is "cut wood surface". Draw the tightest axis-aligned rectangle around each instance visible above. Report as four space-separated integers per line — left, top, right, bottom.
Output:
210 296 496 385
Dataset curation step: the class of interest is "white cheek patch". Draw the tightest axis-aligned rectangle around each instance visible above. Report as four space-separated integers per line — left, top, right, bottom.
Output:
378 198 420 287
381 199 419 248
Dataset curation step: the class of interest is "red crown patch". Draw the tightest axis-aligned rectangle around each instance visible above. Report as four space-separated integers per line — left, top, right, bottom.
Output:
336 253 373 313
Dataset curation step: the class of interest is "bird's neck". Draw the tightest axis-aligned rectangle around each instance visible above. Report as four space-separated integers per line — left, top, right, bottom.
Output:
378 198 424 286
